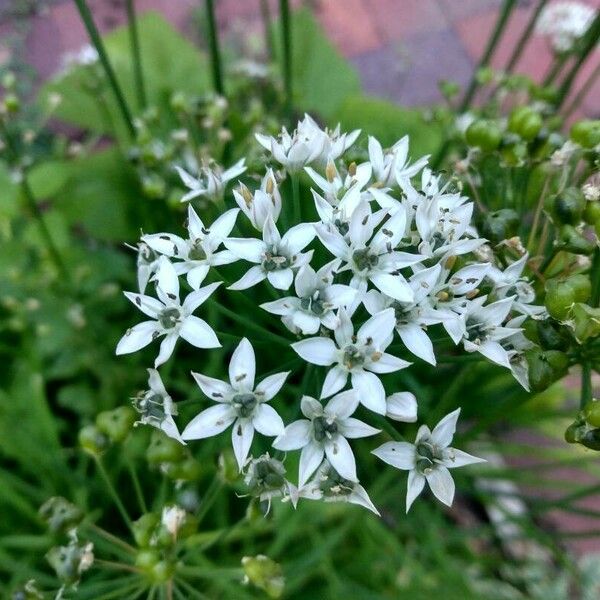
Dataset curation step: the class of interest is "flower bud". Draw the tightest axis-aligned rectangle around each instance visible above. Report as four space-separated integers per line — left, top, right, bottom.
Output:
46 541 94 584
132 512 160 548
163 456 202 481
480 209 519 243
242 555 285 599
508 106 542 141
536 318 569 350
39 497 83 534
556 224 595 255
146 430 185 465
579 428 600 451
526 349 569 392
78 424 110 456
583 199 600 225
95 406 136 443
570 120 600 149
570 303 600 343
465 119 502 152
583 399 600 428
550 187 585 225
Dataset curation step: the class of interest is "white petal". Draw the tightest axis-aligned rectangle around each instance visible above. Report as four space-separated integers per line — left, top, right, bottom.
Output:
160 416 184 443
300 396 324 419
398 324 436 366
315 225 349 259
186 265 210 290
179 316 221 349
116 321 159 355
142 233 188 258
351 370 386 414
186 205 205 239
370 272 414 303
320 365 348 399
124 292 164 318
299 442 325 486
224 238 264 263
324 436 356 481
291 311 321 334
255 371 289 401
366 352 410 374
231 419 255 470
386 392 417 422
181 404 236 440
349 484 380 516
210 208 239 240
371 441 415 469
357 308 396 346
431 408 461 447
324 388 359 419
273 419 312 451
192 372 233 402
155 334 178 367
426 466 455 507
406 470 426 512
229 337 256 391
228 265 266 290
182 282 221 314
292 337 337 366
475 339 512 369
338 417 380 439
156 257 179 302
267 268 294 290
444 447 486 469
252 404 284 437
334 308 354 347
283 222 316 254
294 264 316 297
260 297 296 317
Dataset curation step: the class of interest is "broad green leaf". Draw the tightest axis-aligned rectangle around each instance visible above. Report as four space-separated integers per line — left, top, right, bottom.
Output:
39 12 210 136
336 95 443 157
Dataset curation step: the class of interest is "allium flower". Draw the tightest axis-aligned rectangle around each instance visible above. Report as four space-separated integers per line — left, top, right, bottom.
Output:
243 453 298 510
298 460 379 515
161 505 187 538
133 241 160 293
182 338 288 469
132 368 183 442
225 216 315 290
305 160 372 205
372 408 485 511
292 308 410 413
176 158 246 203
142 206 239 289
260 259 357 334
234 169 282 230
536 1 595 53
316 201 423 308
368 135 429 187
299 114 361 166
273 391 379 485
116 257 221 367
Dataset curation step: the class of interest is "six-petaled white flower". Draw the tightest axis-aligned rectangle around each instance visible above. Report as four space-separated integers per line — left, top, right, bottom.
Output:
273 391 379 486
234 168 282 231
182 338 288 469
372 408 485 512
116 257 221 367
176 158 246 203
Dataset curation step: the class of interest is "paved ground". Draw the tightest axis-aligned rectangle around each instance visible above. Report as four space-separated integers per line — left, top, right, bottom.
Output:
1 0 600 558
2 0 599 117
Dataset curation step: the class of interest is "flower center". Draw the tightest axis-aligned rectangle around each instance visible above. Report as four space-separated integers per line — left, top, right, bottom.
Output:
134 392 166 421
319 467 354 497
233 393 258 418
159 307 181 329
300 292 326 316
415 441 442 474
334 218 349 237
313 416 338 442
352 248 379 272
253 461 286 490
262 247 291 272
188 240 207 261
342 344 364 369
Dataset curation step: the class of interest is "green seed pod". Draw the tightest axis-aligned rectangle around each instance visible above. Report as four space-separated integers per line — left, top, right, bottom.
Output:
583 201 600 225
568 274 592 303
135 548 160 572
500 140 528 166
132 513 160 548
579 428 600 451
564 423 579 444
3 93 20 113
95 406 137 443
527 349 569 392
508 106 543 141
557 225 595 255
571 303 600 343
163 456 202 482
150 560 176 584
465 119 502 152
39 497 84 534
570 120 600 149
480 208 519 243
146 430 185 465
552 187 586 225
78 424 110 456
536 319 569 350
583 400 600 428
141 174 166 199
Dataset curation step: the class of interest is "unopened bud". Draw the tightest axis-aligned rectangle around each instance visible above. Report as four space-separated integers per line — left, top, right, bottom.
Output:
444 255 457 270
348 161 357 177
325 160 337 183
242 555 285 599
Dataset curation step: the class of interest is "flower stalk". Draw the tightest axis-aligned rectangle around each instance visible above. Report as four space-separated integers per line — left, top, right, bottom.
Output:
205 0 224 96
279 0 293 118
504 0 549 73
125 0 147 110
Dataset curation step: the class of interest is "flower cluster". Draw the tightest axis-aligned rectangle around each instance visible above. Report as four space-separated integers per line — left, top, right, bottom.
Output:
117 115 546 514
535 1 595 53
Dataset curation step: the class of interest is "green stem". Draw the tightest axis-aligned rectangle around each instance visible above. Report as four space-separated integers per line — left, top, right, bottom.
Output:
126 457 148 513
563 60 600 119
555 12 600 109
581 362 592 408
205 0 224 95
73 0 135 138
459 0 517 111
260 0 276 60
542 53 568 86
372 414 404 441
591 248 600 307
291 172 300 224
125 0 147 110
505 0 549 73
88 522 136 554
279 0 292 118
95 457 134 532
196 477 223 524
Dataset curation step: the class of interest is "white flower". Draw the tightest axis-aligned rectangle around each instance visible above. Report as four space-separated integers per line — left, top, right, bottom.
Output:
132 241 160 293
243 453 298 510
368 135 429 187
255 120 327 173
182 338 288 469
260 259 356 334
297 460 379 515
225 216 315 290
316 201 423 309
132 368 183 442
385 392 418 422
142 206 239 289
176 158 246 203
298 114 361 166
372 408 485 512
234 169 282 230
305 160 371 205
292 308 410 413
116 257 221 367
273 391 379 485
536 1 595 52
58 44 98 74
161 505 187 538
